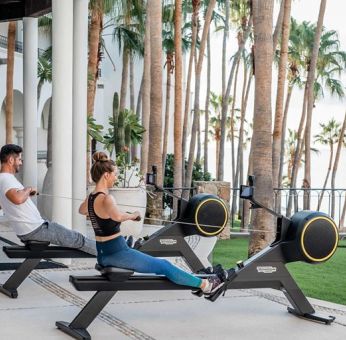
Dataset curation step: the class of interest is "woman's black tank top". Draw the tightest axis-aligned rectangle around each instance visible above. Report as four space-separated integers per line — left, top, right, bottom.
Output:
87 192 121 237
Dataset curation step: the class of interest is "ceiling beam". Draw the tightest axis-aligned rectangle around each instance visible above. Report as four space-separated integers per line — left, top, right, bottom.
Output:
0 0 51 22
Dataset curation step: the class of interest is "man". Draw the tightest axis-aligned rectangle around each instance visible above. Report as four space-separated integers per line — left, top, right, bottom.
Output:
0 144 96 255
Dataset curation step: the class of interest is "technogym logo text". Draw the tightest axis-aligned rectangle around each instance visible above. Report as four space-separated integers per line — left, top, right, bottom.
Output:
256 266 277 274
159 239 177 245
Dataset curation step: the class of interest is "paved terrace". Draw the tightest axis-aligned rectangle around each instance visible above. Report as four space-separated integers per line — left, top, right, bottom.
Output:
1 226 346 340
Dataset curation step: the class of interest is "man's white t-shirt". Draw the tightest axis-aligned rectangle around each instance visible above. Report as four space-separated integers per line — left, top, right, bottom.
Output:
0 173 44 235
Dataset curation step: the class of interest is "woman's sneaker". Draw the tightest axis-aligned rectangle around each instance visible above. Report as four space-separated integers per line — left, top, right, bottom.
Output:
201 276 225 296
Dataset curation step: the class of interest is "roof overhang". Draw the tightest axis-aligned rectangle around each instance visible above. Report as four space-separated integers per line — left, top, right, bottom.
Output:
0 0 51 22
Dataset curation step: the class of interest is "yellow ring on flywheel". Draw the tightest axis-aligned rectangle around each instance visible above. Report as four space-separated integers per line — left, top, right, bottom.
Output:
194 198 228 236
300 216 338 262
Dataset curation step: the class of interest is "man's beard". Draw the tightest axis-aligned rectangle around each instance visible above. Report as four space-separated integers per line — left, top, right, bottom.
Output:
15 166 19 173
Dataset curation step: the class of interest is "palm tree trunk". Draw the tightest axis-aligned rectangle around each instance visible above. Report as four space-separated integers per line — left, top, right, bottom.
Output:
148 0 163 181
230 59 240 188
140 1 151 176
129 54 135 112
5 21 16 144
248 0 275 257
185 0 216 194
173 0 183 213
120 48 129 111
162 53 173 170
87 3 102 116
331 112 346 218
196 113 201 164
204 31 211 174
272 0 292 189
317 143 334 211
278 84 293 187
286 84 308 216
222 0 230 96
87 3 103 182
136 75 144 117
182 2 198 182
304 0 327 209
235 62 252 222
272 0 285 53
147 0 163 220
218 15 253 180
242 132 255 231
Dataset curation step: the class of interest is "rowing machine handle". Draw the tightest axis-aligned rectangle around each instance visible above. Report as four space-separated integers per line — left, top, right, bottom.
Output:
127 212 142 222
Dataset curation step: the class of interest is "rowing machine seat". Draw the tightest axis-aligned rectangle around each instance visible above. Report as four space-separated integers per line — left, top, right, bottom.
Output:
95 264 134 282
22 240 50 251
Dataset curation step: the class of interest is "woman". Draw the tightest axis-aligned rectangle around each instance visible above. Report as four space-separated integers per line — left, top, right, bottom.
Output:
79 152 224 296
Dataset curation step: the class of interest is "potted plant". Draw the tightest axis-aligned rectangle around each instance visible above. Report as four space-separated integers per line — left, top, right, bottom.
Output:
101 92 146 237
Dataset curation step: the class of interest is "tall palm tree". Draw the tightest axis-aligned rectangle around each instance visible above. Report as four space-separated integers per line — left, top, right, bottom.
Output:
174 0 183 212
330 113 346 218
218 0 252 180
203 30 211 175
162 5 191 169
272 0 292 190
314 119 340 211
148 0 163 183
182 0 199 183
248 0 275 256
287 20 346 215
185 0 217 192
140 0 151 176
5 21 16 144
304 0 327 209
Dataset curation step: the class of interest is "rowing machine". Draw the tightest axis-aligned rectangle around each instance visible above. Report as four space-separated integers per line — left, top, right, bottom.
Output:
56 177 338 339
136 165 229 271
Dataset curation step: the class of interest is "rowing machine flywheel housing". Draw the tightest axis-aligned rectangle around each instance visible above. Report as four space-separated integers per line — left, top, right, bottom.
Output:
283 211 339 264
182 194 228 237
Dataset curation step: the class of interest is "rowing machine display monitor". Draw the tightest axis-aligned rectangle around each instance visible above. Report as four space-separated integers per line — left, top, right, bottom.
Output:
146 165 157 186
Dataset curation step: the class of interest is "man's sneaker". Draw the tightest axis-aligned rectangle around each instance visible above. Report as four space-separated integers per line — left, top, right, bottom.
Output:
201 275 225 296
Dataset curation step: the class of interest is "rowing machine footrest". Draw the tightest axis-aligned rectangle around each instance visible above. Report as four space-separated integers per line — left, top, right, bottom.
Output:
22 240 50 251
95 264 134 282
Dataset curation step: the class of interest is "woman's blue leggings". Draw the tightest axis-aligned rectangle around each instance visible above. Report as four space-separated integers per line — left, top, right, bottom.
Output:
96 236 202 288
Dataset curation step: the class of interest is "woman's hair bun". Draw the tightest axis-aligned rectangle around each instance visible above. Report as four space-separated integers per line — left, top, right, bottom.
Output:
92 151 109 163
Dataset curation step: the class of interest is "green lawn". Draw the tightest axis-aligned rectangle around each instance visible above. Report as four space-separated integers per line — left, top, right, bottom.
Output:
212 238 346 305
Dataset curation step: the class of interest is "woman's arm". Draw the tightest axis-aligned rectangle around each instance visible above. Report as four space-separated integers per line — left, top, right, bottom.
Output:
104 195 140 222
79 197 88 215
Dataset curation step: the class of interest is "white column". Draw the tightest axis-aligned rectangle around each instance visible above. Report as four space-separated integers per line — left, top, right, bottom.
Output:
23 17 38 190
72 0 88 232
52 0 73 227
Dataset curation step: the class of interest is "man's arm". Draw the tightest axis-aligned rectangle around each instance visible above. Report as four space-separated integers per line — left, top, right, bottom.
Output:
5 187 34 205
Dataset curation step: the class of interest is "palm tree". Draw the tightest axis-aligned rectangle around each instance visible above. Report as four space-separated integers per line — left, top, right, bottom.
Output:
272 0 292 190
330 113 346 218
140 0 151 176
112 1 144 111
314 119 340 211
185 0 217 192
173 0 183 212
218 0 252 180
148 0 163 183
287 20 346 215
5 21 16 144
162 5 191 170
304 0 327 209
182 0 199 183
248 0 275 256
203 31 211 175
